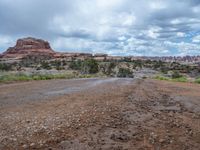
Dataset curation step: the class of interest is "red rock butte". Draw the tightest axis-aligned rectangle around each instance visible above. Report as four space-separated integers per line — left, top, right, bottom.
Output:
1 37 55 59
0 37 110 61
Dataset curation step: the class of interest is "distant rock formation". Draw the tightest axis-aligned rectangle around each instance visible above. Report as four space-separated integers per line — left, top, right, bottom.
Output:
0 37 119 62
1 37 55 59
0 37 96 61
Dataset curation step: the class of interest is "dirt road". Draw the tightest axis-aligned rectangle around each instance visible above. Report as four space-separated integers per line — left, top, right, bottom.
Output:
0 78 200 150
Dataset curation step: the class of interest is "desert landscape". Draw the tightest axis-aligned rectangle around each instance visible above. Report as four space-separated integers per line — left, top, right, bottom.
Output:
1 0 200 150
0 36 200 150
0 78 200 149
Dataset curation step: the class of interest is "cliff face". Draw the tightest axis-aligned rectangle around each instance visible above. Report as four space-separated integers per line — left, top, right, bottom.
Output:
2 37 55 58
0 37 108 61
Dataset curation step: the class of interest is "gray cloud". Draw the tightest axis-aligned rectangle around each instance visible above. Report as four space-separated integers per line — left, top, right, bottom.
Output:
0 0 200 56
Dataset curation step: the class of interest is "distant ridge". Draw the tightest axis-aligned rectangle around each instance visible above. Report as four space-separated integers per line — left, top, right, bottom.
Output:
1 37 200 64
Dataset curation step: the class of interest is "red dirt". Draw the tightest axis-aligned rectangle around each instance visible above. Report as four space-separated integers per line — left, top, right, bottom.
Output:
0 78 199 150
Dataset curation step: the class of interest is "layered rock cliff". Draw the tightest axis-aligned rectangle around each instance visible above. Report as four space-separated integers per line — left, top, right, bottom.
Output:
1 37 55 59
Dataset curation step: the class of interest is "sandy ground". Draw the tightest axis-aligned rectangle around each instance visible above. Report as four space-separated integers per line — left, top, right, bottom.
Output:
0 78 200 150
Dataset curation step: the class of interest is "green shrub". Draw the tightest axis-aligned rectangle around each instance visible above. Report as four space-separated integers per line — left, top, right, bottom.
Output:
172 77 188 82
160 67 169 74
172 71 182 79
0 74 31 82
69 60 82 70
104 62 116 75
133 60 143 68
51 60 65 70
81 59 99 74
154 75 188 83
41 61 52 70
154 75 170 81
0 73 68 83
117 68 133 78
195 77 200 84
0 63 12 71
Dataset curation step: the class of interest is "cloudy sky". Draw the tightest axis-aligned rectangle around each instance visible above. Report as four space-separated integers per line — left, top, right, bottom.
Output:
0 0 200 56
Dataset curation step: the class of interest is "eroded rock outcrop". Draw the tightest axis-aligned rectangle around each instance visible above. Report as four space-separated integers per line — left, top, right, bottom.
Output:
0 37 107 61
2 37 55 59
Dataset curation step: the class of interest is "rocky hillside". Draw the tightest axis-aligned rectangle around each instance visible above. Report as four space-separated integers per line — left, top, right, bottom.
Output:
1 37 55 59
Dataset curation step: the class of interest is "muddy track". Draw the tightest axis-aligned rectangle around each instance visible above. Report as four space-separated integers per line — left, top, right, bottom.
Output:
0 78 200 150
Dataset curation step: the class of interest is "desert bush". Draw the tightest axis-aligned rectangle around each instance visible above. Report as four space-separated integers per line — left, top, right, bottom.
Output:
123 57 132 62
117 68 133 78
0 63 12 71
21 55 52 67
172 77 188 82
154 75 188 83
153 60 164 69
0 73 73 83
50 60 65 70
69 60 82 70
107 62 116 75
99 62 116 76
81 59 99 74
0 74 32 82
41 61 52 70
154 75 170 81
69 59 99 74
172 71 182 79
160 67 169 74
133 60 143 68
195 77 200 84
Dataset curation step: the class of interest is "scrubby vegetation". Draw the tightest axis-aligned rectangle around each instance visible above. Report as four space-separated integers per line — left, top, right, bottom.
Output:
1 57 200 83
81 59 99 74
172 77 188 82
154 74 188 83
0 73 68 83
40 61 52 70
117 68 133 78
154 69 189 83
69 60 82 70
0 72 105 83
172 71 183 79
0 63 13 71
154 75 170 81
69 59 99 74
195 77 200 84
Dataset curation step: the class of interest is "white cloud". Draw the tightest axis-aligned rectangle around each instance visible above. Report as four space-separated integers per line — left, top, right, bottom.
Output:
171 19 182 25
0 0 200 56
120 13 136 26
193 5 200 13
0 35 12 45
0 35 15 50
192 35 200 43
177 32 185 37
164 41 200 55
118 36 126 41
96 0 123 9
150 1 167 10
147 27 161 39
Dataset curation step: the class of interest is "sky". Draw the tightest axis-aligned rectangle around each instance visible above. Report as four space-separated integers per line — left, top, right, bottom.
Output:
0 0 200 56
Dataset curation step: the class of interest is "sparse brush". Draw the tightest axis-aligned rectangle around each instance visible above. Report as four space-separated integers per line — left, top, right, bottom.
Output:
195 77 200 84
154 75 170 81
0 72 105 83
154 75 188 83
172 77 188 82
